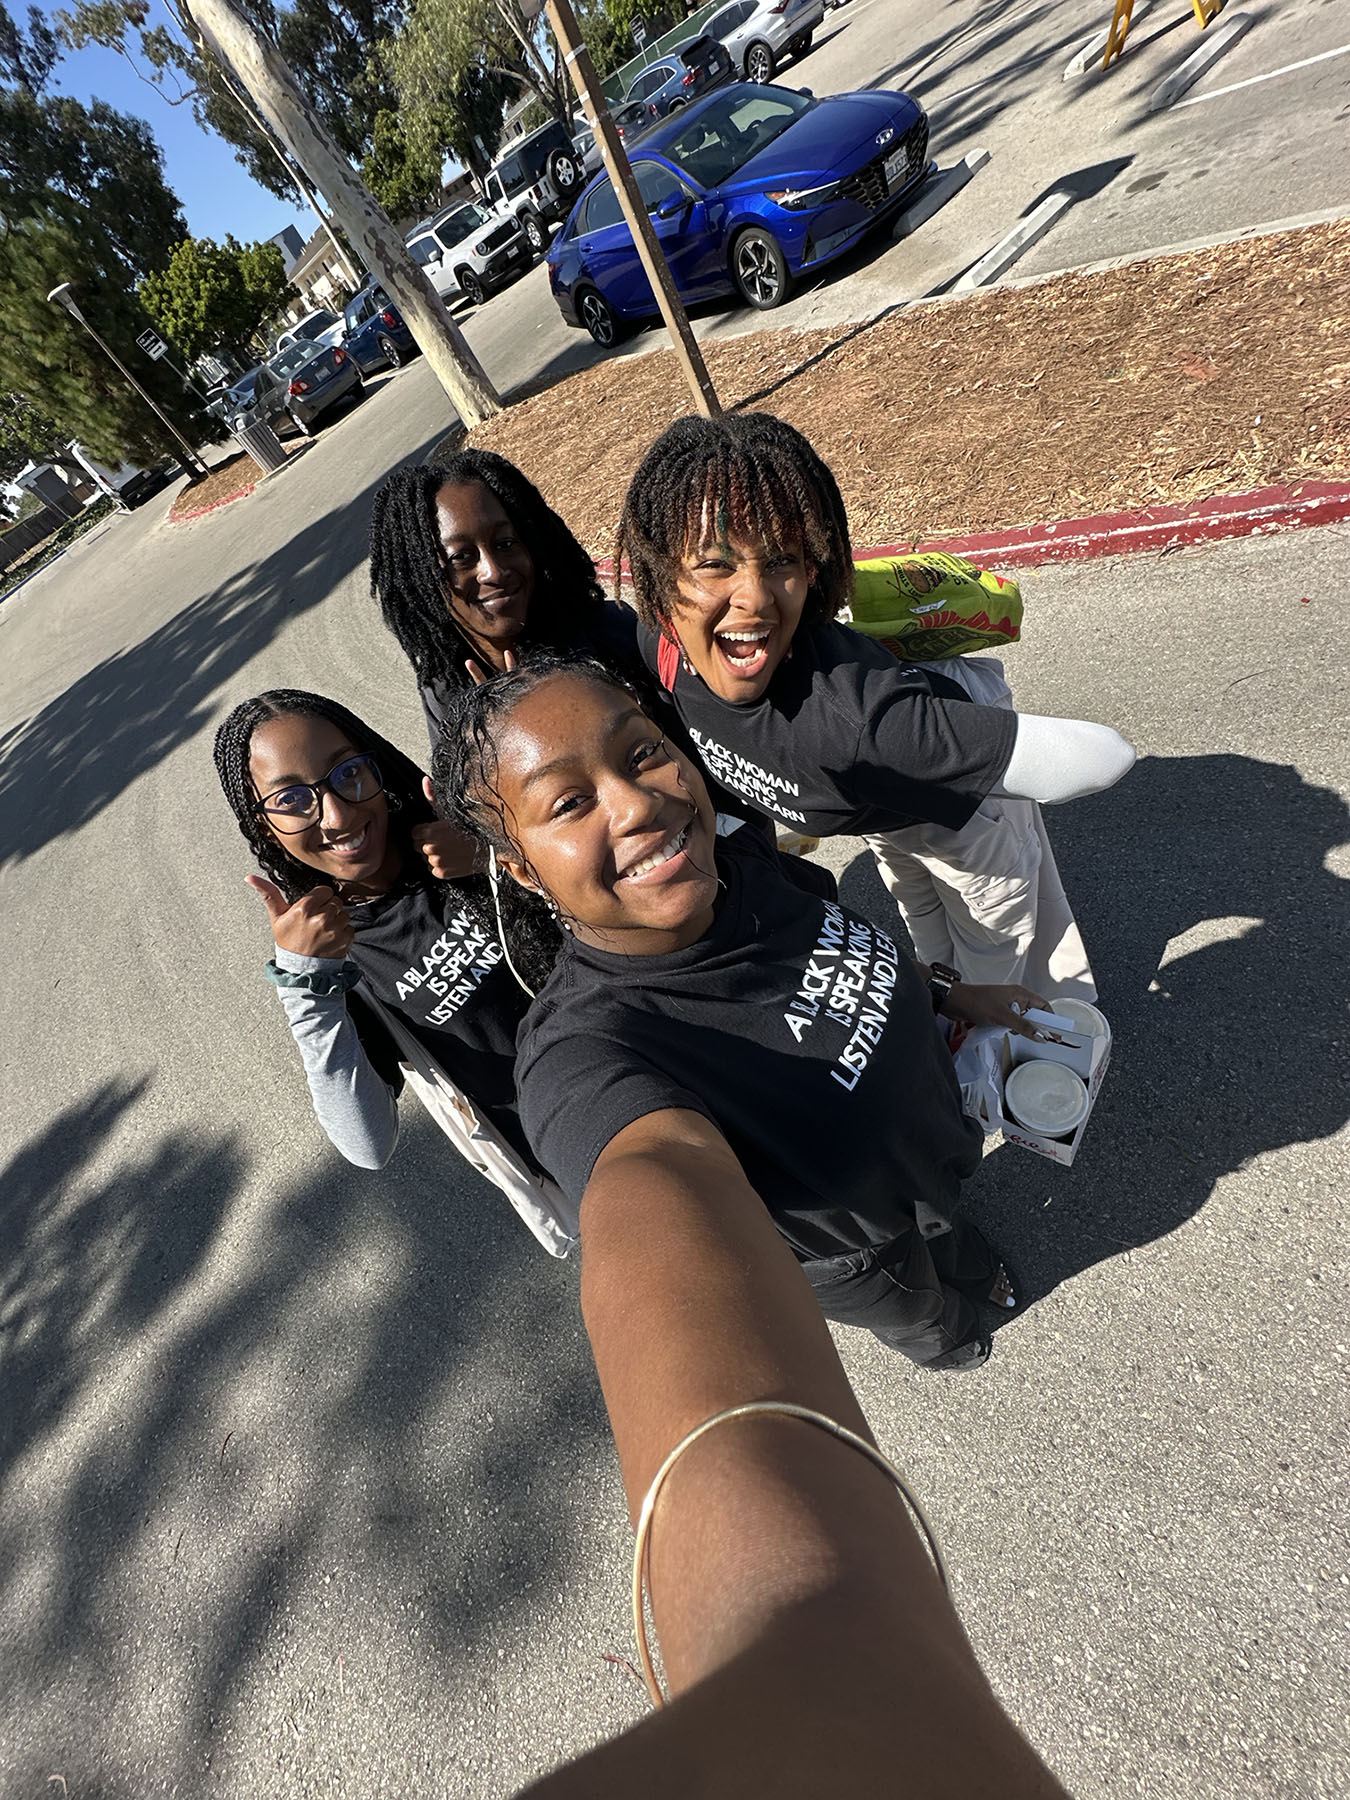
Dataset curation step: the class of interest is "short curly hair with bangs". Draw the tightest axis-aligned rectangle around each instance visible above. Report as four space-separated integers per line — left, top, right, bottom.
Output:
615 412 854 631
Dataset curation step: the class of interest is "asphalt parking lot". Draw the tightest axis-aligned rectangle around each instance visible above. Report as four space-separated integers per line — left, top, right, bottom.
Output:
2 0 1348 1793
432 0 1350 396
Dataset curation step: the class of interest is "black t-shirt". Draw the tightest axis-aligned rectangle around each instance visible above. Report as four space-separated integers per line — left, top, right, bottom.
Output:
635 616 1017 836
420 600 644 748
347 875 531 1148
516 829 984 1261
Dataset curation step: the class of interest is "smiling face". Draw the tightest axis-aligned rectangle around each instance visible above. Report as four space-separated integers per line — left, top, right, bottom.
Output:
249 711 402 896
669 522 813 704
492 673 719 956
435 479 535 670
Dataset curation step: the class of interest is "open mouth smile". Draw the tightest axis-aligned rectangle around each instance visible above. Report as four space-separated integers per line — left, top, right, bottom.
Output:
617 821 693 885
321 822 373 861
714 625 772 678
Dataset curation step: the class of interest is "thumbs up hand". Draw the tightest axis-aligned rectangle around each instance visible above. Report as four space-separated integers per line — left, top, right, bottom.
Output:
409 775 483 879
247 874 354 961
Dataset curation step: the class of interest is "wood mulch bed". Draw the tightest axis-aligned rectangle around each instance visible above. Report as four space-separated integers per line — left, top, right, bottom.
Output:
461 219 1350 554
169 443 306 522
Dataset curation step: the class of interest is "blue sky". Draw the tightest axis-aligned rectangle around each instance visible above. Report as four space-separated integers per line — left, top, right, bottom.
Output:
37 0 318 247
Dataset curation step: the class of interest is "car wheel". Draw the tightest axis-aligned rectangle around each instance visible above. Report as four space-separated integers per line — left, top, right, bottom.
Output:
577 286 625 348
731 227 791 309
548 147 582 196
745 40 775 82
378 334 404 369
348 374 366 403
288 408 313 437
458 267 486 307
521 212 546 256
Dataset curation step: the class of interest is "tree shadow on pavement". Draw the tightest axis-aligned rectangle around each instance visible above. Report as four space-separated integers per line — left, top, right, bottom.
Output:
0 440 443 870
841 752 1350 1306
0 1083 619 1794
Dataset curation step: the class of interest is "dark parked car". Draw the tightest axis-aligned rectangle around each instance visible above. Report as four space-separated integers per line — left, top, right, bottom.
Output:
207 368 262 425
246 339 364 437
613 97 662 147
547 82 931 345
342 281 418 372
623 34 735 119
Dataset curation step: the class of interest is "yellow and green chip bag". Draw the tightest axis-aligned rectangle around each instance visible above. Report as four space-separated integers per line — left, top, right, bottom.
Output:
850 554 1023 662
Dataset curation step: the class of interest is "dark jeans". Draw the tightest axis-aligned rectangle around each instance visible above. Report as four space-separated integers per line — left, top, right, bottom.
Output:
800 1216 1000 1368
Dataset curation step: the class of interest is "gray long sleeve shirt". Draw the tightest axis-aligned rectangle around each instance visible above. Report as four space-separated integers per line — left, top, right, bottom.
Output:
272 948 401 1169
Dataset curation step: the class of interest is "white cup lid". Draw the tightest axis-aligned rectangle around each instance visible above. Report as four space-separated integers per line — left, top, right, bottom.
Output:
1004 1060 1090 1137
1047 997 1109 1039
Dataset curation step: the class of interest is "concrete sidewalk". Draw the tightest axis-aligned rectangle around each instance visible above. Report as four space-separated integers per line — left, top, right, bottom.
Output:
1 497 1347 1796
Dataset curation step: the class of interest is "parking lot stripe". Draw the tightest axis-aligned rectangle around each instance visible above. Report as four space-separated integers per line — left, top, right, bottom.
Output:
1173 42 1350 107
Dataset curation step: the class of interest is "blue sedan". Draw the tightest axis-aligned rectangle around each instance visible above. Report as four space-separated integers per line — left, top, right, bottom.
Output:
546 82 930 346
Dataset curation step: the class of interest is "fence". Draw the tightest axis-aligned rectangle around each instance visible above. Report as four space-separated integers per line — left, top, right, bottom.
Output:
600 0 729 99
0 505 64 576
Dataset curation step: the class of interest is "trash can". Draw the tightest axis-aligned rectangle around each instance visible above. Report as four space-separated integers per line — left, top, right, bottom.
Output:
232 416 288 475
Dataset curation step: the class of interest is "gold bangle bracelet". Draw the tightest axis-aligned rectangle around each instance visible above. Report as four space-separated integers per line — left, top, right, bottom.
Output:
631 1400 950 1707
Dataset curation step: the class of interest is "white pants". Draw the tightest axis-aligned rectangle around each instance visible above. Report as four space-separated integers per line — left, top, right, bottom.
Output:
865 656 1096 1001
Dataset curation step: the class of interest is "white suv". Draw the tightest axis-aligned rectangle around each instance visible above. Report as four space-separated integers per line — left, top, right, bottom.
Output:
481 119 587 257
406 201 531 309
703 0 825 84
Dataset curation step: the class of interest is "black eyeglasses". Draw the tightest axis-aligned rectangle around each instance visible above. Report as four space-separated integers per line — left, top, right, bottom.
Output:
256 753 385 833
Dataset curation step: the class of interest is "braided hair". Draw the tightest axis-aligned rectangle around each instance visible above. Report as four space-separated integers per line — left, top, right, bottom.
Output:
369 451 607 701
616 411 854 631
431 652 641 994
213 688 470 910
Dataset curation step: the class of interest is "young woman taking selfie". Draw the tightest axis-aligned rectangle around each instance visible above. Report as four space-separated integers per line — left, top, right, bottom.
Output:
435 655 1054 1370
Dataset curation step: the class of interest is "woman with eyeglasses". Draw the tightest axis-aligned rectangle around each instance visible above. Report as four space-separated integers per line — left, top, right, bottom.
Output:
213 688 577 1252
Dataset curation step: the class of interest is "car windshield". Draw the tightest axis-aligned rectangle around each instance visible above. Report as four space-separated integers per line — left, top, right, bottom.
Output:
292 310 338 340
663 88 811 185
270 342 323 378
438 203 492 240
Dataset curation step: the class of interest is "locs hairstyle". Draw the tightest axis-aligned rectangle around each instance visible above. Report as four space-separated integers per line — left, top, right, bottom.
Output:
213 688 441 904
615 410 855 632
369 451 607 700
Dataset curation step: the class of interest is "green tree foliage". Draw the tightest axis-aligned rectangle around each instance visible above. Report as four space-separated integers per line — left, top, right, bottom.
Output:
362 106 447 223
276 0 401 163
0 389 63 479
388 0 573 162
139 234 295 363
0 6 202 465
232 237 294 333
0 1 58 90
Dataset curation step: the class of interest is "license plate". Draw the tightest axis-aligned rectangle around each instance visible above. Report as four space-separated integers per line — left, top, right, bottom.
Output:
883 147 909 190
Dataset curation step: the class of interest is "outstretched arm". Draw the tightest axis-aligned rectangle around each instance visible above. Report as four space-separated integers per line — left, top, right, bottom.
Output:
521 1107 1069 1799
998 712 1136 804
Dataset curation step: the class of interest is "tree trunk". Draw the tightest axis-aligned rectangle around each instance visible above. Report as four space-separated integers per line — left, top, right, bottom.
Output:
184 0 502 427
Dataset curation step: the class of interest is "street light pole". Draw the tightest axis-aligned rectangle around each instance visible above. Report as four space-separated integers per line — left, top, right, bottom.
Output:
47 284 209 479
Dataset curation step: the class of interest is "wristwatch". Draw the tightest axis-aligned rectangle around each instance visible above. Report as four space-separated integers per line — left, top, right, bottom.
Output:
927 961 960 1015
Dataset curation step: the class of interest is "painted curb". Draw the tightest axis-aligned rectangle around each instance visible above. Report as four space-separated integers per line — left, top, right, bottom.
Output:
954 191 1074 290
595 483 1350 584
859 481 1350 569
891 149 991 242
1062 0 1152 79
1151 10 1254 109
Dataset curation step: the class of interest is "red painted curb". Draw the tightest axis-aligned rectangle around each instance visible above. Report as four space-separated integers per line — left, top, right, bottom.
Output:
597 480 1350 578
864 480 1350 568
